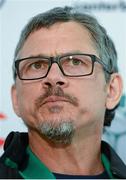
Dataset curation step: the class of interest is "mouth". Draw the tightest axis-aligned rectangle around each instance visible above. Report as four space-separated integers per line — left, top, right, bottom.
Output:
42 96 69 105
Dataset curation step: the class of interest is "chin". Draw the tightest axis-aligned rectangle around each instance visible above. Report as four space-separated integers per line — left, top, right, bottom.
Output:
37 120 75 145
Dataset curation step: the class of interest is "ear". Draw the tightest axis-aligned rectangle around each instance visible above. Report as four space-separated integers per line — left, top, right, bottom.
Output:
11 84 21 117
106 73 123 110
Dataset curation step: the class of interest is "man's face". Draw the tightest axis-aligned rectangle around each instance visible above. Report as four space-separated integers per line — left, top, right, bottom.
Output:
12 22 108 144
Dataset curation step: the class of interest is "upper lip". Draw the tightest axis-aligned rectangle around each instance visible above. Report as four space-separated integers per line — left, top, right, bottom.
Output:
42 96 69 105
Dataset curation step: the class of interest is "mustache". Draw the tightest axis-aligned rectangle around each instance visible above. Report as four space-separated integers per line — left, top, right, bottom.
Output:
35 86 79 108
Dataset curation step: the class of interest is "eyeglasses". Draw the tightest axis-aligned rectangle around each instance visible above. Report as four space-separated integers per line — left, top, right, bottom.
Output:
14 53 113 80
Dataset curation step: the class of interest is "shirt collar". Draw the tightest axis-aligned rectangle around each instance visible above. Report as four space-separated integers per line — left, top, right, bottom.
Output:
19 146 114 179
19 146 55 179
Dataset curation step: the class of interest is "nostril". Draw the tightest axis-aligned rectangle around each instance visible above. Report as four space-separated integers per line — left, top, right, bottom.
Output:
43 81 65 89
44 82 52 88
56 81 64 86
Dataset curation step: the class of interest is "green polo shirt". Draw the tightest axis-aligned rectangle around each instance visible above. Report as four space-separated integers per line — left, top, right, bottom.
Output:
19 147 55 179
5 146 114 179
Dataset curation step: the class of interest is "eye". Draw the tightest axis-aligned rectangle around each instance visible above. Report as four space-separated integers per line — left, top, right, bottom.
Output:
68 56 82 66
71 58 82 65
31 61 42 69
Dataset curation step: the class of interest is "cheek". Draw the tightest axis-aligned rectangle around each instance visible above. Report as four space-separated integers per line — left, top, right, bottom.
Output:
72 81 107 130
73 77 107 114
16 84 39 115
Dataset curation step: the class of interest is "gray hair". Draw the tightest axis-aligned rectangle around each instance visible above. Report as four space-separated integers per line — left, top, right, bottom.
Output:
13 6 119 126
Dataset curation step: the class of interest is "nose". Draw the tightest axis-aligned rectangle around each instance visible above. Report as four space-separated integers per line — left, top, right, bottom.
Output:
42 63 69 88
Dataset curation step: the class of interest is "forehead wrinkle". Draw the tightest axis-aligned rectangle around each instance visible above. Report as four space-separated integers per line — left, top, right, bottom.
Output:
18 21 98 59
49 22 95 55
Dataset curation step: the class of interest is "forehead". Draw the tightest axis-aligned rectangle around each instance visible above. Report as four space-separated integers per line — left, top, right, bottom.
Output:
19 21 98 58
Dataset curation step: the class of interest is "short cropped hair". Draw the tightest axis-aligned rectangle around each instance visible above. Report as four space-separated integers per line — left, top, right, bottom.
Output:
13 6 119 126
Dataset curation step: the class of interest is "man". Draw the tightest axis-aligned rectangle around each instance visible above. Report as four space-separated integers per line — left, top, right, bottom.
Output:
0 6 125 179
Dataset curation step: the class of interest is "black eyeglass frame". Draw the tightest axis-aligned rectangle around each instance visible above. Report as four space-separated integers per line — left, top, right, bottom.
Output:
14 53 113 80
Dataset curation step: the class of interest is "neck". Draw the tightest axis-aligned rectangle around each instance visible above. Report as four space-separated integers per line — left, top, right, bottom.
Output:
28 126 104 175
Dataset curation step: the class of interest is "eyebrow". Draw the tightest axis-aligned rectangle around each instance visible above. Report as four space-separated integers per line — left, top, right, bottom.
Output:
17 50 84 60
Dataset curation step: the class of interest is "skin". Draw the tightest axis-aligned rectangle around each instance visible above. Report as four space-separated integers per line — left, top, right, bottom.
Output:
11 21 123 175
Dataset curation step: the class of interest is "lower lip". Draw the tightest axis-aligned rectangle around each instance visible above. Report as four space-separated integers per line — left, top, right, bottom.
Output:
43 100 67 105
42 101 65 113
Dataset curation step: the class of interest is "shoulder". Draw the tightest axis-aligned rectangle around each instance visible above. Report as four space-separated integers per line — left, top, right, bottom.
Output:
0 131 29 179
102 141 126 178
0 162 22 179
